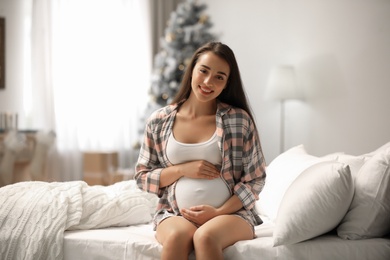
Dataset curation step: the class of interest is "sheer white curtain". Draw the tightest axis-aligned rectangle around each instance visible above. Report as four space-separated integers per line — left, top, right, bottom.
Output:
30 0 152 181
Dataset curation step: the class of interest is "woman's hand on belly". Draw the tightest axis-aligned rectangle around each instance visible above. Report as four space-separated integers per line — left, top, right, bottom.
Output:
180 195 244 226
160 160 219 187
180 205 217 226
179 160 220 180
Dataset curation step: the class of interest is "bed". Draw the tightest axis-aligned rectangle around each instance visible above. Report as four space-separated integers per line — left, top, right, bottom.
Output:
1 143 390 259
63 222 390 260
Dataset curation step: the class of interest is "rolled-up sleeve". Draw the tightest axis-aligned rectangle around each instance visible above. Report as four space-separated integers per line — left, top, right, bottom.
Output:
135 120 165 197
232 111 266 210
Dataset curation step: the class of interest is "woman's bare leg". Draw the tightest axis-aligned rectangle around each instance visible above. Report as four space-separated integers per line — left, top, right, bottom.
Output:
193 215 253 260
155 216 198 260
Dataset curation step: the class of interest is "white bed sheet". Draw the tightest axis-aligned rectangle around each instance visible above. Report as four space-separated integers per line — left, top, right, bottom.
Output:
64 222 390 260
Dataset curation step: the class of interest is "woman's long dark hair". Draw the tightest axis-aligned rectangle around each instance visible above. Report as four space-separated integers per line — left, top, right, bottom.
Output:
171 42 256 124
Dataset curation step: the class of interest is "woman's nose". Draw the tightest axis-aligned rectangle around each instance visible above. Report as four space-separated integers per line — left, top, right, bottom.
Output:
204 75 213 86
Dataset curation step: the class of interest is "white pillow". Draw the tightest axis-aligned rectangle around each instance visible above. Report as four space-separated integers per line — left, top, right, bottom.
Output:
337 148 390 239
335 154 367 180
258 145 323 220
273 161 354 246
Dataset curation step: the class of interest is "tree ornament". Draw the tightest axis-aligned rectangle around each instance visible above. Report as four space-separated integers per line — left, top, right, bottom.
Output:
198 14 208 24
165 32 176 42
169 81 178 89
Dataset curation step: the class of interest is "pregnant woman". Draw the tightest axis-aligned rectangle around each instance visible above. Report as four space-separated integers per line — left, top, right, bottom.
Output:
135 42 266 260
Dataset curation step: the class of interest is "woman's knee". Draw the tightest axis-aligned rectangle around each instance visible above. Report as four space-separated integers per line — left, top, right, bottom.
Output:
156 217 196 247
193 226 220 250
167 228 193 245
156 219 196 260
193 215 253 251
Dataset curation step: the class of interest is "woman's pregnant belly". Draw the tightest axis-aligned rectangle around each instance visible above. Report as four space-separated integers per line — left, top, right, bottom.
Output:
175 177 231 210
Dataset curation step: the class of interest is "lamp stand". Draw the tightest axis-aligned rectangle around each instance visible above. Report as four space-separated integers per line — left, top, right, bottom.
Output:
280 99 285 154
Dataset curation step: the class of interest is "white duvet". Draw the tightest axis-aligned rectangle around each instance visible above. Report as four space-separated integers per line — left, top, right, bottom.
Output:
0 180 157 260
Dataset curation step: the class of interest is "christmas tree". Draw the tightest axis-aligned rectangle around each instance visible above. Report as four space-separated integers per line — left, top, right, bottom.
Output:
144 0 215 118
135 0 215 147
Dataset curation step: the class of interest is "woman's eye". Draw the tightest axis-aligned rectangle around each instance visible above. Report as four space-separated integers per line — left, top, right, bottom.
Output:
200 69 207 74
217 76 225 81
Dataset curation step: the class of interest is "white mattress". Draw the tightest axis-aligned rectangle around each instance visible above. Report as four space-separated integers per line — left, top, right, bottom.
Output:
64 222 390 260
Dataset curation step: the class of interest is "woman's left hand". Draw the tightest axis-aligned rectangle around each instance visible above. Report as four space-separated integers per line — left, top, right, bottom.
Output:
180 205 217 226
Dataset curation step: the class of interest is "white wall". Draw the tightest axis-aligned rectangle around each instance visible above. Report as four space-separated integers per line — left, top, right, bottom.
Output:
207 0 390 162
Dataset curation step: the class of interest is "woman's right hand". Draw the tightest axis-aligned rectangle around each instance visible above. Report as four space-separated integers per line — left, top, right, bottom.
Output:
159 160 220 188
179 160 220 180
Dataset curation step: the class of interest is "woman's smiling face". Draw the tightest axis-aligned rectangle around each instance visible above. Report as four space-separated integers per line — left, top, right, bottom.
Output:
190 52 230 103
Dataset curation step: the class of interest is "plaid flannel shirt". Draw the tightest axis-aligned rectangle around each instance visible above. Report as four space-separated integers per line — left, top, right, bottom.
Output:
135 100 266 228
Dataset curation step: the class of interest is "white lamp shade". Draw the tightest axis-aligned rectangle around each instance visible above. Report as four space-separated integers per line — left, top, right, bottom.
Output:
265 65 302 100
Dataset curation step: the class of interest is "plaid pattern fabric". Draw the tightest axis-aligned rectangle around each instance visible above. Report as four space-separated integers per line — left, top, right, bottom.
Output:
135 100 266 229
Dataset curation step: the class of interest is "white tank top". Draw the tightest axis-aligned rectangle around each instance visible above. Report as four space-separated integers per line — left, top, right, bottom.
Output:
166 131 231 210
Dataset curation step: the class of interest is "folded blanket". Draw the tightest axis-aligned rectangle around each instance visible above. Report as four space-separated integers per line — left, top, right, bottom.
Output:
0 180 157 260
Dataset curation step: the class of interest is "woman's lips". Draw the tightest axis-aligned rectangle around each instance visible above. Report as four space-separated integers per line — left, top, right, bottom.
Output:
199 85 213 94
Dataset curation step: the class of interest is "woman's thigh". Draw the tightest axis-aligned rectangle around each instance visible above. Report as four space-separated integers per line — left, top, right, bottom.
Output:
195 215 254 249
155 216 197 245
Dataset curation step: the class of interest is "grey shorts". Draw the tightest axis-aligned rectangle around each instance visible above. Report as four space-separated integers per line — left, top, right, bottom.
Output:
153 209 256 238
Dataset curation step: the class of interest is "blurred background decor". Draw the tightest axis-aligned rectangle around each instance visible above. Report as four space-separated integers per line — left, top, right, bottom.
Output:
137 0 216 147
0 0 389 182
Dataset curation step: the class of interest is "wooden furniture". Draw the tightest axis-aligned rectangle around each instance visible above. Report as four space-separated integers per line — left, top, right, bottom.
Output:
83 151 118 186
82 151 134 186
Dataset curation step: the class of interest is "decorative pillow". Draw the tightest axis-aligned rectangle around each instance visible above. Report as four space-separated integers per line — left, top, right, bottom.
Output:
335 154 367 180
273 161 353 246
337 148 390 239
258 145 323 220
